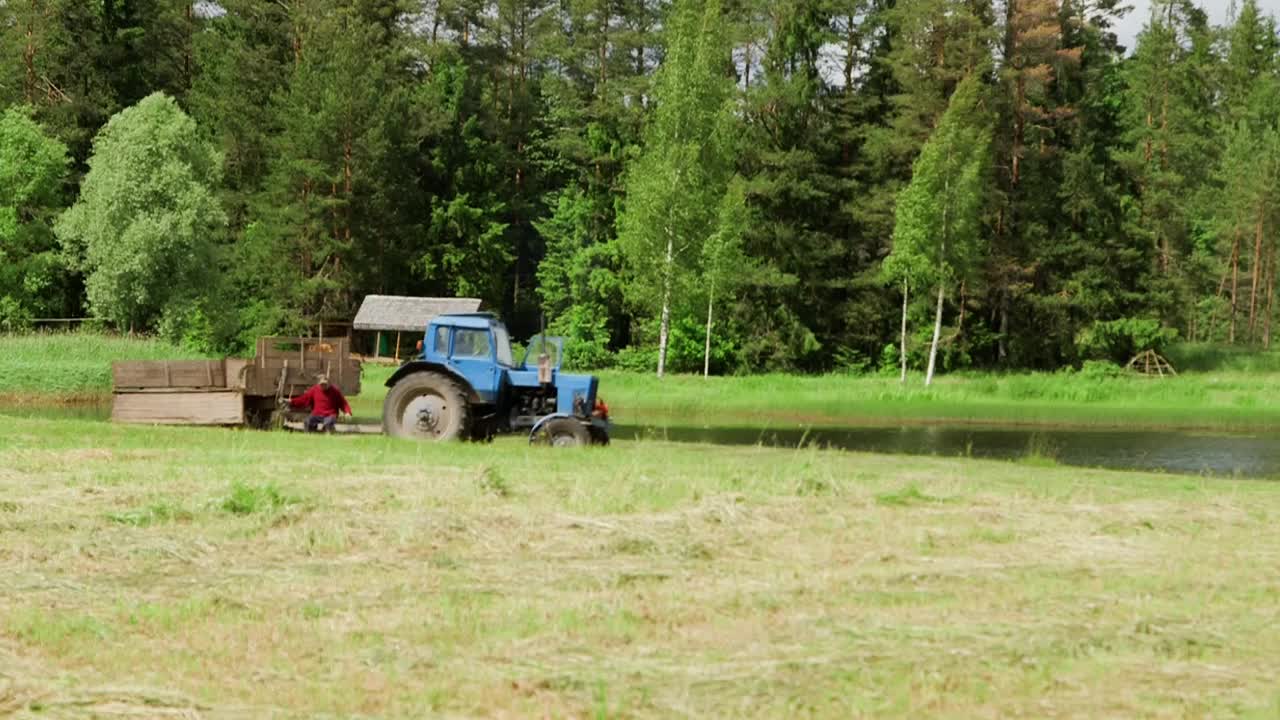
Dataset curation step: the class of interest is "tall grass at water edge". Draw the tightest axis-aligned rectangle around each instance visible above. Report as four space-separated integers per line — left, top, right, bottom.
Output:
0 332 210 395
596 366 1280 429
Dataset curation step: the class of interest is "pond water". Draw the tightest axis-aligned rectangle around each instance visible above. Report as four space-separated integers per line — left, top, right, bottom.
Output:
6 401 1276 478
612 424 1280 478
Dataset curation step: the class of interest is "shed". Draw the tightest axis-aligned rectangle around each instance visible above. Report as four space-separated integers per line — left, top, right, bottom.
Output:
353 295 483 359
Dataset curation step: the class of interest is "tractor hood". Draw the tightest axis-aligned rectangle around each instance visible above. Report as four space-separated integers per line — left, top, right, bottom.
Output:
553 372 598 418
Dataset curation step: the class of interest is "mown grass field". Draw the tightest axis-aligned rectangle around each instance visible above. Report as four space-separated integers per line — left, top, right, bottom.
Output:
3 417 1280 718
4 332 1280 716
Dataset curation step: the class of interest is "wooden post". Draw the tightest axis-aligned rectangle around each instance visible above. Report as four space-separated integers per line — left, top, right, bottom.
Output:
375 330 382 359
395 331 401 362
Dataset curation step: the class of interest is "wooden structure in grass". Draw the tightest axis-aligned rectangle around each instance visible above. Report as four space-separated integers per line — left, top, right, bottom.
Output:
111 337 361 426
1126 349 1177 377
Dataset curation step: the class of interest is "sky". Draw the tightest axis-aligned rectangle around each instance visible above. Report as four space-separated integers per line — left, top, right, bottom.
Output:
1114 0 1280 51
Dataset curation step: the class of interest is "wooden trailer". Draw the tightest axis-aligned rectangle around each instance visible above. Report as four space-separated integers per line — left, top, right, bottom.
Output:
112 337 361 427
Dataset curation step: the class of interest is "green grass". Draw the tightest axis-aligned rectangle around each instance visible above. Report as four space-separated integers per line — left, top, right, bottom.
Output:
596 367 1280 430
2 416 1280 717
0 331 208 396
1166 342 1280 373
10 332 1280 431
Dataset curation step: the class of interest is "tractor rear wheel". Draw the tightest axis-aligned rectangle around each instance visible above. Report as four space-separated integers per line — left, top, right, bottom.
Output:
539 418 590 448
383 372 471 441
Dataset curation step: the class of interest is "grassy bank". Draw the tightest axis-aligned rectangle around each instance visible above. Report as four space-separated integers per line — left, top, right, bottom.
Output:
0 332 208 397
8 332 1280 431
2 419 1279 717
596 370 1280 430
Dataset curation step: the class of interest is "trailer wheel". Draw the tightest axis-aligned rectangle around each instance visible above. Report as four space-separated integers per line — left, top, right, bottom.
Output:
244 398 283 430
588 426 610 446
538 418 591 448
383 372 471 441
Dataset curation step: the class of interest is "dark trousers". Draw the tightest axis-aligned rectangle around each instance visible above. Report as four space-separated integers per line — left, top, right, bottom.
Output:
305 414 337 433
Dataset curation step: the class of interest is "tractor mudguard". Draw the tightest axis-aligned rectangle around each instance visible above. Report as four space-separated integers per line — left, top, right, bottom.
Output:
528 413 575 440
385 361 481 403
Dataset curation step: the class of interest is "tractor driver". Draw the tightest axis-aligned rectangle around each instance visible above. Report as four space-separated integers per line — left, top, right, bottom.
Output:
287 374 352 433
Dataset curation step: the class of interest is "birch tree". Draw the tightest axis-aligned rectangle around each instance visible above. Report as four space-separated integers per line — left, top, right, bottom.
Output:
700 178 750 377
889 75 992 385
617 0 736 377
881 242 932 383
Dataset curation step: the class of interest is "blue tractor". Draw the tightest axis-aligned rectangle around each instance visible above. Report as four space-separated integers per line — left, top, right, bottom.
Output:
382 313 610 446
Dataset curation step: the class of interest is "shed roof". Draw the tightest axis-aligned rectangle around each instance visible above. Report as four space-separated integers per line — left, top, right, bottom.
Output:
352 296 483 332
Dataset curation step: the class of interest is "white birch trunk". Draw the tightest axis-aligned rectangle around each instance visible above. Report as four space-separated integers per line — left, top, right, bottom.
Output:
703 279 715 378
925 280 944 386
927 171 951 387
899 280 909 383
657 233 674 378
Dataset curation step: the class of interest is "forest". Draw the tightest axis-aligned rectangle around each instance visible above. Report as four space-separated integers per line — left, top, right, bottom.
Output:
1 0 1278 376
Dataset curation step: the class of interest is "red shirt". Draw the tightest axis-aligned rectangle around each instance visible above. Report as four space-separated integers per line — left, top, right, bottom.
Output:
289 384 352 417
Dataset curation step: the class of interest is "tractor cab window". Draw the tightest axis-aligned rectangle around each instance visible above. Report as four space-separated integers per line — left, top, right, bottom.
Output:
522 335 563 370
453 328 492 359
493 325 514 367
433 326 448 355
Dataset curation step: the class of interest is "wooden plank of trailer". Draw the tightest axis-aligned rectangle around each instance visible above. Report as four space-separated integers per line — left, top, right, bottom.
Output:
112 390 245 425
224 358 248 390
112 360 228 390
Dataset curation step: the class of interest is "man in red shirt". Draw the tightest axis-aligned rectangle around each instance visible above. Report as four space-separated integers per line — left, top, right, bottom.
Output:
287 375 352 433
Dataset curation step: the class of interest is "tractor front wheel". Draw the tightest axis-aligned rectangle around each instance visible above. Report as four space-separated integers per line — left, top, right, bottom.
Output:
537 418 591 448
383 372 471 441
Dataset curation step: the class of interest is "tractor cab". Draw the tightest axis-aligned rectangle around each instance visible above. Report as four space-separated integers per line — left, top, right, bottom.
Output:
417 313 510 404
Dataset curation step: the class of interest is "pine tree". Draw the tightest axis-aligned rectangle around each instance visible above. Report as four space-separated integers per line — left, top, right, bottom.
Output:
1118 1 1217 333
1048 2 1146 362
1205 0 1280 344
989 0 1081 364
735 0 850 371
246 1 416 331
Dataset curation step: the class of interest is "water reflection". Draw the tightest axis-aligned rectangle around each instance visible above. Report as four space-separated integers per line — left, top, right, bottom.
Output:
613 424 1280 478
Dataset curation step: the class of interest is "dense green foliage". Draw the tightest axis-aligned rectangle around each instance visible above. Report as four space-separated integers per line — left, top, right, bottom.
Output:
0 107 69 326
56 93 225 333
2 0 1280 375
